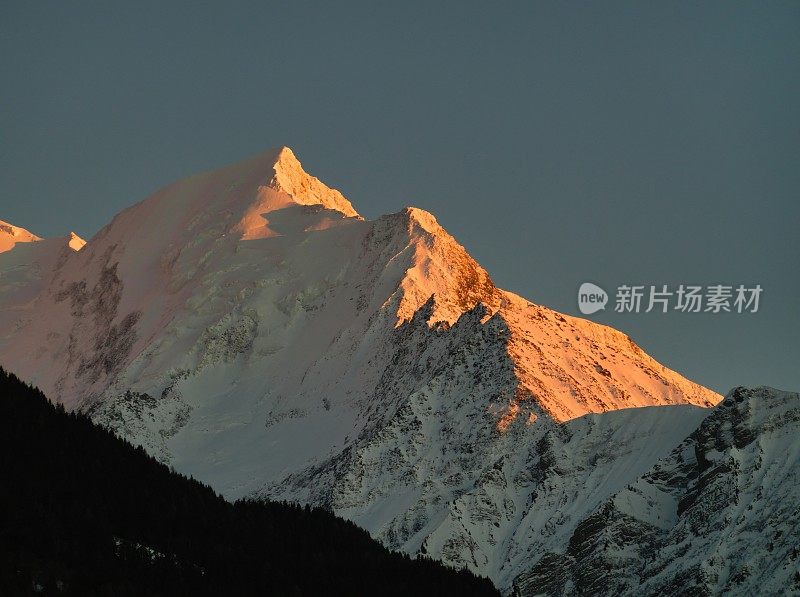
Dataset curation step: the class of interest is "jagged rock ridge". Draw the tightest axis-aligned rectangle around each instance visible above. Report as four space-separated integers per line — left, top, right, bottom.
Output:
512 386 800 596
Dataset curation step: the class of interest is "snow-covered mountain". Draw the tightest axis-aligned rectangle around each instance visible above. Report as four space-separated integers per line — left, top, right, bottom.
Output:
0 147 716 415
2 147 790 594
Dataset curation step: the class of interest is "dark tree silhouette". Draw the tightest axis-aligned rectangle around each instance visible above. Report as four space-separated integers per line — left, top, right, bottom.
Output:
0 367 498 596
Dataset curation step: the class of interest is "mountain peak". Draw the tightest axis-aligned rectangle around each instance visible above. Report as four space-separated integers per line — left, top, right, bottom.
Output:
0 220 86 255
67 232 86 251
266 146 359 218
403 207 442 235
274 145 299 164
0 219 42 254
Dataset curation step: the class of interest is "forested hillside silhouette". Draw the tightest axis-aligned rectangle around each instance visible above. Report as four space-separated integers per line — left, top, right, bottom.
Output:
0 367 498 596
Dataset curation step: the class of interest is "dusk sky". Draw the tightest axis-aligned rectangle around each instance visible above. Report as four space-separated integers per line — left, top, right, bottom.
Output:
1 1 797 394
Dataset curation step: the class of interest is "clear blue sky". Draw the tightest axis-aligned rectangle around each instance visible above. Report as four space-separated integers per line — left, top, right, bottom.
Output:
1 1 798 393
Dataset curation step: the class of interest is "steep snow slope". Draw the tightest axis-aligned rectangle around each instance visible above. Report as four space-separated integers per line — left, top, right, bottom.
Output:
492 292 715 422
0 147 723 591
264 386 710 590
512 386 800 596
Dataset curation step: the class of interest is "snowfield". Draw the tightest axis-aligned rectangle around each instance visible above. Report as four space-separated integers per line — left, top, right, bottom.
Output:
1 147 794 594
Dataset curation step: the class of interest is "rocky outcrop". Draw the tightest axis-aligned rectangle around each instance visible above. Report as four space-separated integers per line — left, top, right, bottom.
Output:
512 387 800 596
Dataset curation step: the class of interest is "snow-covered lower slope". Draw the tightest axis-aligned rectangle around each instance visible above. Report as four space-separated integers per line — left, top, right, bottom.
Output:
261 387 710 590
0 147 731 592
512 386 800 596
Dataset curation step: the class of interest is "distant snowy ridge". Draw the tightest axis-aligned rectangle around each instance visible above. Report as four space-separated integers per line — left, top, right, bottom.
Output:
0 219 42 254
0 218 84 254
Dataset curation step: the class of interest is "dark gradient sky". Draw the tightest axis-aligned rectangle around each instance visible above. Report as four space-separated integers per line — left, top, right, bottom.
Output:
1 1 798 394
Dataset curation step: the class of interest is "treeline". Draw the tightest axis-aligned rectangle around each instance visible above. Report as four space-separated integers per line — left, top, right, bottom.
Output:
0 367 498 596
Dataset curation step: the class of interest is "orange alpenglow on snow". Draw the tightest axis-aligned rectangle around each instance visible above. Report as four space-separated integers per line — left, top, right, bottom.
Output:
0 220 42 254
67 232 87 251
0 220 86 255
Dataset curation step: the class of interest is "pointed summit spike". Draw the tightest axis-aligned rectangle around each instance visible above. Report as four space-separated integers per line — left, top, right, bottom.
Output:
268 147 360 218
67 232 86 251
